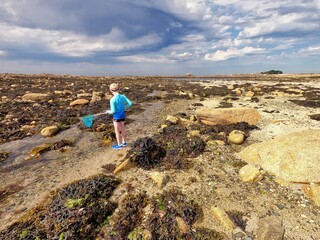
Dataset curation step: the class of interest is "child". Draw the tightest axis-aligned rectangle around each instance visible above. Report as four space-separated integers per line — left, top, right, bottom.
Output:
107 83 132 149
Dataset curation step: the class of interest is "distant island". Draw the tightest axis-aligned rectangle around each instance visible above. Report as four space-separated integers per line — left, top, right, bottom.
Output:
261 70 283 74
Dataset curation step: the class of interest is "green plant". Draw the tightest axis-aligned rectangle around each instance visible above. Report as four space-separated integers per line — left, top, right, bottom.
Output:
59 232 65 240
19 229 28 239
156 198 166 211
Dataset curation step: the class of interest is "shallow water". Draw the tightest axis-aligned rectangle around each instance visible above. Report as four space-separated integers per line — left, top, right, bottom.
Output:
0 125 96 172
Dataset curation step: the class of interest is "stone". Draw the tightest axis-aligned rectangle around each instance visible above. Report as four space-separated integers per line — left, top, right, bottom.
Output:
256 216 285 240
190 115 197 122
166 115 179 124
232 227 247 240
239 164 261 182
233 88 242 95
91 92 102 103
245 91 255 97
207 140 225 146
196 108 261 126
22 93 50 102
40 126 59 137
77 93 91 98
211 206 236 230
70 99 89 106
30 143 53 156
228 130 245 144
237 129 320 183
114 159 137 174
21 125 34 132
149 172 169 189
105 93 113 100
189 130 201 137
309 183 320 207
179 118 193 126
176 216 189 234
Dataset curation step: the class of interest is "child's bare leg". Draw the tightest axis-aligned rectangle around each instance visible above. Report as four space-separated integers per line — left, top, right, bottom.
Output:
119 121 126 143
113 121 122 146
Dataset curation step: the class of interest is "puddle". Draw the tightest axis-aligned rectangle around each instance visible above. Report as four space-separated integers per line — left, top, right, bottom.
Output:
0 125 97 172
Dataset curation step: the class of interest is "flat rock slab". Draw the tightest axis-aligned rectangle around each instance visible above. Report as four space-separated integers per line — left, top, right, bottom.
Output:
238 129 320 183
196 107 261 125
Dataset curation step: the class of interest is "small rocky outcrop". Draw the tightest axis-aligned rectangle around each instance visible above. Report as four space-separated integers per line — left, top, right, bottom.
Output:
22 93 50 102
256 216 285 240
237 129 320 183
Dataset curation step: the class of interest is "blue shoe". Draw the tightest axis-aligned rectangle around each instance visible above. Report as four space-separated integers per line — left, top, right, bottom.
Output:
112 144 122 149
121 142 127 147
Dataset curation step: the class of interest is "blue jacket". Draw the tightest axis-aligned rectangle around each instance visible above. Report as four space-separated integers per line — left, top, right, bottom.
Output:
108 93 132 119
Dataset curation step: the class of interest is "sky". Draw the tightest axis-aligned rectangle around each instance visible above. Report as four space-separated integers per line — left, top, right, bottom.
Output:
0 0 319 76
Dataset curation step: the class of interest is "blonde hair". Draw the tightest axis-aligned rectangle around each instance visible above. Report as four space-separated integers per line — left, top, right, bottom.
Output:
109 83 120 92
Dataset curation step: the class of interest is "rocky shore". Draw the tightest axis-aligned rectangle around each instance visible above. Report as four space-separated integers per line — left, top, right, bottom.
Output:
0 73 319 239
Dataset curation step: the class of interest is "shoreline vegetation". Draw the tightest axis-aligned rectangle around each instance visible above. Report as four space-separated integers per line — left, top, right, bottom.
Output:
0 73 319 239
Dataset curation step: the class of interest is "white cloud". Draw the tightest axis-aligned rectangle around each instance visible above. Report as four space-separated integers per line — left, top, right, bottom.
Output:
299 46 320 56
204 47 265 61
117 55 174 63
0 24 161 57
170 51 193 59
239 12 320 38
0 50 6 56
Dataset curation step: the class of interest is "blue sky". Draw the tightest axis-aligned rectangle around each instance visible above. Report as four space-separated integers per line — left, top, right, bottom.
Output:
0 0 319 75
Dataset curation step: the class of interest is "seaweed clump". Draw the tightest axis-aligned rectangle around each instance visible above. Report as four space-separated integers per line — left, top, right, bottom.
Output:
158 125 206 170
124 137 166 170
107 192 148 240
30 140 73 156
0 174 120 240
191 227 225 240
147 189 203 239
0 151 10 162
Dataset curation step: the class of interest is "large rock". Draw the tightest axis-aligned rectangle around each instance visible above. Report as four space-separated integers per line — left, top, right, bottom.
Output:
196 108 261 125
22 93 50 102
237 129 320 183
70 99 89 106
41 126 59 137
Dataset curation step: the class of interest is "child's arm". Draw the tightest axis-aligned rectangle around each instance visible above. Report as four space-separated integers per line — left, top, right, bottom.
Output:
107 98 116 115
124 96 132 109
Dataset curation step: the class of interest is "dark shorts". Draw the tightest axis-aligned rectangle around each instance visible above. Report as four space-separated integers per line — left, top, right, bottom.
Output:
113 118 125 122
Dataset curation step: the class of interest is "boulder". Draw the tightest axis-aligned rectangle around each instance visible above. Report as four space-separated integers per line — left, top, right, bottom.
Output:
228 130 245 144
41 126 59 137
70 99 89 106
22 93 50 102
256 216 285 240
196 108 261 125
237 129 320 183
